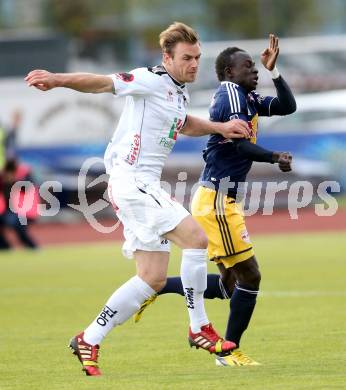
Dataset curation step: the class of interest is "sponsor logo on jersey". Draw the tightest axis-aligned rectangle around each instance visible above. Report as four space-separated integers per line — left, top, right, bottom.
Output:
158 136 175 150
169 117 184 140
166 90 174 102
218 138 233 144
176 90 187 109
157 117 184 150
247 93 255 102
178 95 182 109
241 229 251 244
116 72 134 82
256 94 266 104
125 133 141 165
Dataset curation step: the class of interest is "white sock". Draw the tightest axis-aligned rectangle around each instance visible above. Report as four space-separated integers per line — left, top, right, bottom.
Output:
180 248 209 333
83 275 155 345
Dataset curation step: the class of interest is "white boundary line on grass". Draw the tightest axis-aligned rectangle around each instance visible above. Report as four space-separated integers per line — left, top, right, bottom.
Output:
260 291 346 297
1 287 346 297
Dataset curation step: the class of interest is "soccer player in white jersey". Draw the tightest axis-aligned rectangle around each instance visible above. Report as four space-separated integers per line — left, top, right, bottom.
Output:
25 22 250 376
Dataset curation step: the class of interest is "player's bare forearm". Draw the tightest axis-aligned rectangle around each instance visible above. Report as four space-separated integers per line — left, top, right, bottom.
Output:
180 115 215 136
25 70 114 93
56 73 113 93
181 115 250 138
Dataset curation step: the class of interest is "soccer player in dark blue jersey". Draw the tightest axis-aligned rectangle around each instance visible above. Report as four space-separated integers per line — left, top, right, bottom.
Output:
135 34 296 366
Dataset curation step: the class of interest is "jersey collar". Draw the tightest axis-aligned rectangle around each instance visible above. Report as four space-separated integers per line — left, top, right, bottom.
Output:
221 81 252 96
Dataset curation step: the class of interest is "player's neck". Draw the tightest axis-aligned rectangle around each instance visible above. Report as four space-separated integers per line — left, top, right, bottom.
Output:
162 64 185 86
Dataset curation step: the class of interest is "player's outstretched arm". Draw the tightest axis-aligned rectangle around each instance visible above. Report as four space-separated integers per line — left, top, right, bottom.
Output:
235 139 293 172
260 34 296 115
269 76 297 115
25 70 114 93
181 115 250 138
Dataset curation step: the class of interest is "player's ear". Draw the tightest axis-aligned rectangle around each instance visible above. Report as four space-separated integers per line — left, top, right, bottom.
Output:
163 51 173 65
224 66 233 79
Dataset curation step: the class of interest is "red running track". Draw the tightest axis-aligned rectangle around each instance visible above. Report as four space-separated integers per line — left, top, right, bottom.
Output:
4 208 345 247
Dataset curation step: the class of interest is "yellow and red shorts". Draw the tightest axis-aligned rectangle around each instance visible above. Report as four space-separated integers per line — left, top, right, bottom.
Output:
191 186 254 268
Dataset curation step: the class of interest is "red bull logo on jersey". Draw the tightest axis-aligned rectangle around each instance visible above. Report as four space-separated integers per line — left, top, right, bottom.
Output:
241 229 251 244
125 133 141 165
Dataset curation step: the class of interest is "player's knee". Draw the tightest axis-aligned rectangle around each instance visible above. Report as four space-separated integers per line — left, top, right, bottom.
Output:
149 277 167 292
234 257 261 289
224 275 236 292
245 267 261 290
137 271 167 292
253 268 261 286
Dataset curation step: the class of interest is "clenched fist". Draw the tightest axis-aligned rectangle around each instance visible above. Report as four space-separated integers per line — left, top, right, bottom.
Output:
273 152 292 172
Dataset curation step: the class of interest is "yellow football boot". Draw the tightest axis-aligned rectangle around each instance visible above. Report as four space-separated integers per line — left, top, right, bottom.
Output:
134 294 158 323
216 350 260 366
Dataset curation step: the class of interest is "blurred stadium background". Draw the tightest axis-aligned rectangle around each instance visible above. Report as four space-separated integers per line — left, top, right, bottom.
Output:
1 1 346 389
1 0 346 228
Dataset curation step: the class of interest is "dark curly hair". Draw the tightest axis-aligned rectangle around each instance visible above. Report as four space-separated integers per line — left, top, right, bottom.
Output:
215 47 245 81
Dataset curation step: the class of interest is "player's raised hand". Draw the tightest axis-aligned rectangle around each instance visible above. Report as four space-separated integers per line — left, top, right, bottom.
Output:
273 151 292 172
260 34 279 71
219 119 251 139
25 69 58 91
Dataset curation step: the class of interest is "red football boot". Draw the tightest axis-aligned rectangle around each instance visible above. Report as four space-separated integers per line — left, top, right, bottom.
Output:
188 323 236 354
69 332 102 376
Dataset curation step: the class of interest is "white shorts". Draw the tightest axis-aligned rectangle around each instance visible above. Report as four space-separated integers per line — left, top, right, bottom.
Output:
108 172 189 259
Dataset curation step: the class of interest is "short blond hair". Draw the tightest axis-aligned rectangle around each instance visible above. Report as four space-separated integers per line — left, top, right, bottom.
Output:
159 22 199 55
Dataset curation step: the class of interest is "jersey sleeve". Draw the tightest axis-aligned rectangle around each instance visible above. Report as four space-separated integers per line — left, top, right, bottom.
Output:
252 91 275 116
109 67 155 97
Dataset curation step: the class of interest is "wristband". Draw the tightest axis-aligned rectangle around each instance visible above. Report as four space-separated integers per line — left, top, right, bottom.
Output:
270 67 280 79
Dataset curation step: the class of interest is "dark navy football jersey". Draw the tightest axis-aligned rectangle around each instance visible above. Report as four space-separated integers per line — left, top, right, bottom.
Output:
201 81 275 197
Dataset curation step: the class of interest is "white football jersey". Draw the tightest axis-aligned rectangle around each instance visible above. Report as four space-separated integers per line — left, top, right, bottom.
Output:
104 66 189 181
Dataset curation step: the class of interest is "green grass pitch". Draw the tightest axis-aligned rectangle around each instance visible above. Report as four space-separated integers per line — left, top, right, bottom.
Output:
1 232 346 390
